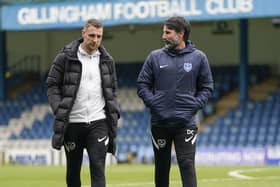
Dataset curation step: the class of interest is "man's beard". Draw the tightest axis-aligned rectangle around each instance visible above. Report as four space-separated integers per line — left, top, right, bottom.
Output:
87 42 98 53
163 35 180 49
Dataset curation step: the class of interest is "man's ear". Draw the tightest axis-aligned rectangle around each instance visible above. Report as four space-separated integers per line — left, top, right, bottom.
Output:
178 31 184 40
81 28 85 37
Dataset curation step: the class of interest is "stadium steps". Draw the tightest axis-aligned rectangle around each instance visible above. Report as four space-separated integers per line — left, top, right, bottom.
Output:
8 75 39 100
0 104 50 140
249 78 279 100
201 77 280 129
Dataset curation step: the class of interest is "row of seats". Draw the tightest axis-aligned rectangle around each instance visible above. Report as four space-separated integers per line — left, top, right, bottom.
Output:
198 88 280 148
10 117 53 140
0 83 47 125
1 64 270 126
211 64 271 101
117 64 271 99
1 64 276 163
8 86 280 162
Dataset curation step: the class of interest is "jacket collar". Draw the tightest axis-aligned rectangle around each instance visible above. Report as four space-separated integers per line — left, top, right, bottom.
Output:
163 40 196 57
78 45 101 58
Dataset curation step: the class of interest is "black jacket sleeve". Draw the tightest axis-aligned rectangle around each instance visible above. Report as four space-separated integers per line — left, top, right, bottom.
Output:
136 53 155 108
195 53 214 109
46 53 65 114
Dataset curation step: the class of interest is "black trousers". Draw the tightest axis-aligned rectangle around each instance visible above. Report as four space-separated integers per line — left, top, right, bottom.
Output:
151 125 198 187
64 119 109 187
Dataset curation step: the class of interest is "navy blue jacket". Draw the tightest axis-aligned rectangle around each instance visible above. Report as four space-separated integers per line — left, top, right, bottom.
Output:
137 41 214 127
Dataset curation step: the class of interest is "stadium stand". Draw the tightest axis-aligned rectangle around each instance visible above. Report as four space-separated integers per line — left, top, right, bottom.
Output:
197 87 280 148
0 63 278 163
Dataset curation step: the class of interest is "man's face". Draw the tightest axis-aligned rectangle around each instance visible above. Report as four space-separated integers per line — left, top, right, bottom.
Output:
162 25 182 49
82 25 103 53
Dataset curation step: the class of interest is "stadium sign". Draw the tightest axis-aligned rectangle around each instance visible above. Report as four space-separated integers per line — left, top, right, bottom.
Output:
5 149 52 165
1 0 280 30
196 147 266 165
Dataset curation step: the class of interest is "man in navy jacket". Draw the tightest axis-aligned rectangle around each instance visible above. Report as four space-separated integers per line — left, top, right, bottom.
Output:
137 16 214 187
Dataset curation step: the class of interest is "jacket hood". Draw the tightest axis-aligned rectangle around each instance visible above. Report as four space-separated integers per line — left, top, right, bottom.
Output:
163 40 196 57
62 37 111 60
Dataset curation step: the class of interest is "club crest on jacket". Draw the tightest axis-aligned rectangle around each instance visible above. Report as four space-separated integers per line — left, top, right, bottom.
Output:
184 62 192 72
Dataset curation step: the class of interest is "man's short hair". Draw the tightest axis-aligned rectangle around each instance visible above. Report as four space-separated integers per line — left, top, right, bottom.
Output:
84 19 103 29
164 16 191 41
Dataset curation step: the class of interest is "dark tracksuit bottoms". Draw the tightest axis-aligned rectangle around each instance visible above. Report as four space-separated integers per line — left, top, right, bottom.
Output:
64 119 109 187
151 125 198 187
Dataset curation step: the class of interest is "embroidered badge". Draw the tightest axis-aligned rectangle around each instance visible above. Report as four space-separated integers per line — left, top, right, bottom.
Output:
184 62 192 72
157 139 166 148
64 142 76 152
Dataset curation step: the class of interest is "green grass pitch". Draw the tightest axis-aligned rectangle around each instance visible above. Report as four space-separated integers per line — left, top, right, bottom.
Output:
0 164 279 187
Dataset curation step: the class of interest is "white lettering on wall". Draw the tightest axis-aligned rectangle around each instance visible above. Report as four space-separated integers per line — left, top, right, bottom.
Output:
18 3 112 25
17 0 254 26
206 0 253 15
18 8 29 25
114 0 201 20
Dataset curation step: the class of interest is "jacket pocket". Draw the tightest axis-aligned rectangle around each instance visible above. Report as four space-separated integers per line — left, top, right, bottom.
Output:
150 91 174 119
175 92 199 122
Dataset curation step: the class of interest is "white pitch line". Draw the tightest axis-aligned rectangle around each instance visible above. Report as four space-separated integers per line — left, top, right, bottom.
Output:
228 168 268 180
228 170 254 179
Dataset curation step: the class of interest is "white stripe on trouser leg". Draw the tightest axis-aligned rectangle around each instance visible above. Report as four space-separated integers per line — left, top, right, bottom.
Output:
105 137 109 146
191 134 197 145
151 134 159 150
